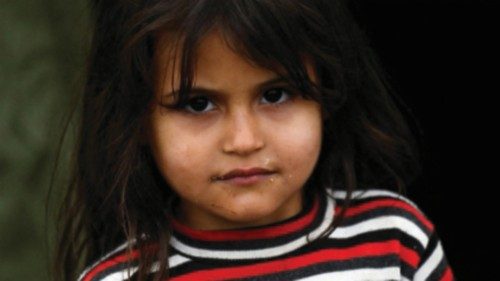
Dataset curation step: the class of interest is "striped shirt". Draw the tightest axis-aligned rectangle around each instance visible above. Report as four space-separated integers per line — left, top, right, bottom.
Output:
79 189 454 281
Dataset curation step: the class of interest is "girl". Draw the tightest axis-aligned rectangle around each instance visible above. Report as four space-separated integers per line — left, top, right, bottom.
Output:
54 0 454 280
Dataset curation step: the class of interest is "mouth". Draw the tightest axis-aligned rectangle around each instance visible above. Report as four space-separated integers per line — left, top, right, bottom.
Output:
212 167 275 185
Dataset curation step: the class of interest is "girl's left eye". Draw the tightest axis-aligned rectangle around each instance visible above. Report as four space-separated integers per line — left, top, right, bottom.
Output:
260 88 293 104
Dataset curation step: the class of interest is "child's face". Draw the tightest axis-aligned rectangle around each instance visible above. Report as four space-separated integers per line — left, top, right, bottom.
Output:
148 30 322 230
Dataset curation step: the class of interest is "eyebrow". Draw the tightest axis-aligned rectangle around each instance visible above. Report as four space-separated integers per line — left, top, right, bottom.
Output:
163 76 290 97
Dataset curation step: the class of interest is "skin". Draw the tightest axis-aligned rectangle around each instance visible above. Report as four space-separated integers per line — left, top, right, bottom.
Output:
147 30 322 230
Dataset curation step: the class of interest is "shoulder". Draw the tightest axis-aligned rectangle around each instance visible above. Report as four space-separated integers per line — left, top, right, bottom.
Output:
330 188 434 236
327 188 454 280
78 241 139 281
328 188 435 247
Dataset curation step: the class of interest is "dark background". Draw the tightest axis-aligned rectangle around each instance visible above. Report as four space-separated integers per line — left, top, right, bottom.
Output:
350 1 495 280
0 1 493 280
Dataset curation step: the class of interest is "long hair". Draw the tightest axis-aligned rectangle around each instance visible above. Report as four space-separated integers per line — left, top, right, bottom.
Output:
53 0 421 280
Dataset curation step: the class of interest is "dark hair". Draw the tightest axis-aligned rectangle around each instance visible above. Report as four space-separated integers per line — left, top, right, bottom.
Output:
53 0 421 280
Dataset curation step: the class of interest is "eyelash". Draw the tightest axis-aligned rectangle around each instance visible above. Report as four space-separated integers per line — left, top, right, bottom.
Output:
181 87 296 114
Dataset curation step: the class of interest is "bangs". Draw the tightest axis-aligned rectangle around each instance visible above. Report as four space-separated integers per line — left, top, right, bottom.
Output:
152 0 331 107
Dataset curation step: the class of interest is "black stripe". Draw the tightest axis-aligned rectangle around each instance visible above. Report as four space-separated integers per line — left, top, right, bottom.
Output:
427 256 450 280
302 228 424 255
419 231 439 266
424 234 450 281
168 256 256 277
155 255 401 280
234 255 401 281
334 193 413 208
401 260 416 280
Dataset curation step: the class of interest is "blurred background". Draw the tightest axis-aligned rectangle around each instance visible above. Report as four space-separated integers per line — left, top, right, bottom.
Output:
1 0 88 280
1 0 493 280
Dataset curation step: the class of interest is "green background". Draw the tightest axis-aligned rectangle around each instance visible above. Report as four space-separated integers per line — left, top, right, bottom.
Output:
1 0 89 280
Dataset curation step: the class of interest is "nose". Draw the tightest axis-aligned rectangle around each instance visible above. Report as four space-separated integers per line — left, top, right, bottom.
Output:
222 109 265 155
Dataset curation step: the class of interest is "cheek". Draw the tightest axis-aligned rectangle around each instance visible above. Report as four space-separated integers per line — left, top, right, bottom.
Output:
149 119 207 190
289 121 321 151
154 137 209 202
270 106 322 176
282 106 322 151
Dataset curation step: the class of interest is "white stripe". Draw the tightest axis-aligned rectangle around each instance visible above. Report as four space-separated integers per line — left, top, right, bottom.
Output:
78 241 132 281
149 254 192 272
402 277 411 281
413 241 444 281
169 254 191 268
169 196 335 259
329 215 429 248
143 254 191 276
101 267 138 281
99 254 191 281
296 267 400 281
331 189 418 209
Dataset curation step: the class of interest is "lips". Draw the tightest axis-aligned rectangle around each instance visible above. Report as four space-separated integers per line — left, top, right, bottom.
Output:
221 168 274 180
213 167 275 183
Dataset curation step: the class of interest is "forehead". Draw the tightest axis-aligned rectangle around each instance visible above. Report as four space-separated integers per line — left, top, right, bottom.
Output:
156 31 270 74
153 29 318 95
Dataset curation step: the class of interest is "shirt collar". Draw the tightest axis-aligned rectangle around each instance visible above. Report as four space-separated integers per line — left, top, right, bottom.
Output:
169 193 335 260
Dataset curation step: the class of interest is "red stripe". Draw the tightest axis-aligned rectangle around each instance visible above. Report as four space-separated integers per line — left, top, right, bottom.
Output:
335 198 434 232
400 245 420 268
82 250 140 281
440 266 454 281
170 240 401 281
171 195 320 241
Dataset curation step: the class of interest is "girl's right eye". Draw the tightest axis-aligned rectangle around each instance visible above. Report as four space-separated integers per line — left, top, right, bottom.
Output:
185 96 215 113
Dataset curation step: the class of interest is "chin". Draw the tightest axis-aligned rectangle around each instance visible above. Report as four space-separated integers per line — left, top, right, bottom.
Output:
218 202 284 227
